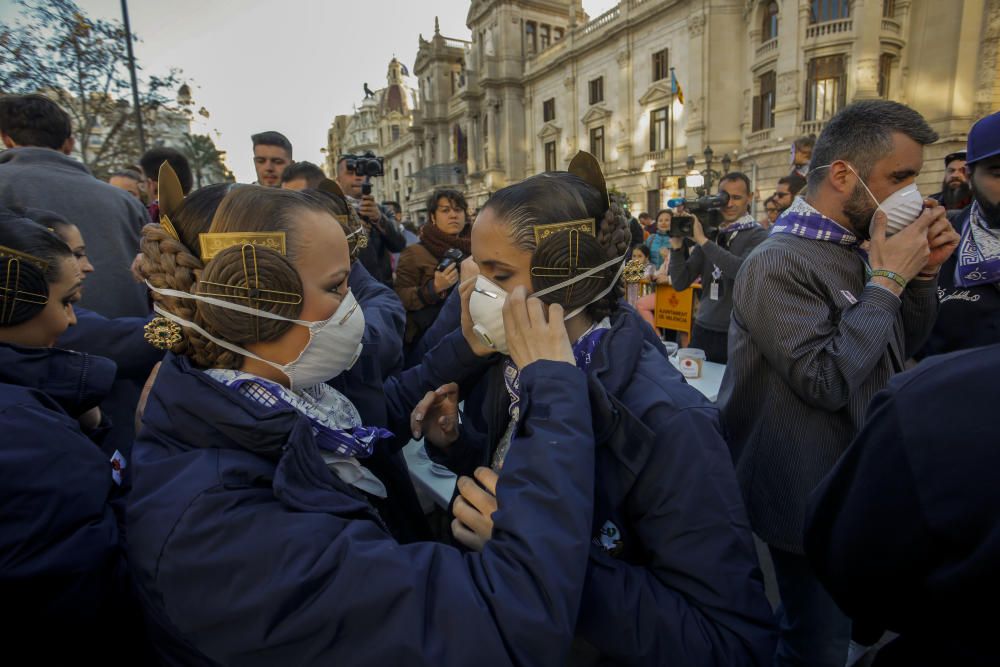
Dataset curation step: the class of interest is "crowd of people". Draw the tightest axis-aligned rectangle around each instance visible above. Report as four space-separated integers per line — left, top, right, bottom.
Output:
0 89 998 667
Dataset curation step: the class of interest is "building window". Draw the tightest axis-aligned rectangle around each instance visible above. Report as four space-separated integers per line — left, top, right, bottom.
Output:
805 55 847 121
589 76 604 105
878 53 893 98
652 48 669 82
407 162 412 175
540 24 550 50
554 27 564 41
394 167 399 181
545 141 557 171
762 1 779 41
753 70 776 131
650 107 668 152
391 125 400 141
525 21 537 55
882 0 895 17
647 191 659 218
483 115 489 168
589 125 605 162
810 0 850 23
543 98 555 122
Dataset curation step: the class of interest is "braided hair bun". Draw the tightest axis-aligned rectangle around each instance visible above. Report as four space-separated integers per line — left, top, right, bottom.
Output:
483 172 629 322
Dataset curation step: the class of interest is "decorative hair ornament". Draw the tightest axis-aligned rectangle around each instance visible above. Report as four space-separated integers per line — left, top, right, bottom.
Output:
530 150 609 245
143 316 183 350
0 248 50 324
317 178 369 256
198 231 287 262
157 161 185 242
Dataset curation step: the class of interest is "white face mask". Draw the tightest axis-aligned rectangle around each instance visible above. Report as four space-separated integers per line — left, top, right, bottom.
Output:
817 163 924 236
468 253 627 355
147 282 365 391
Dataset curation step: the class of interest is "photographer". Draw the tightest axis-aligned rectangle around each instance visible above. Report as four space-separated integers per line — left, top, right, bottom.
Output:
336 153 407 285
394 188 470 350
668 172 767 363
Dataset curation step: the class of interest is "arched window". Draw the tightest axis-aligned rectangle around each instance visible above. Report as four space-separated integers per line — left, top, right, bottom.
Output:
762 1 779 41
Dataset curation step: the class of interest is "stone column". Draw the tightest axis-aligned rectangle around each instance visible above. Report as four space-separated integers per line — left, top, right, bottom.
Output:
851 0 884 100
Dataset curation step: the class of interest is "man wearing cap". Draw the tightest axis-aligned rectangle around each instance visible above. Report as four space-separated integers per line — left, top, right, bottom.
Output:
919 112 1000 357
930 151 972 212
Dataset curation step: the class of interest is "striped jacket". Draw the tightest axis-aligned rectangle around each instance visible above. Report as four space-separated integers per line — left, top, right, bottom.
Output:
718 232 937 553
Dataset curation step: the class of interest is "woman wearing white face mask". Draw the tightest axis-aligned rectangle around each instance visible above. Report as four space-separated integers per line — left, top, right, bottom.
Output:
416 153 777 666
128 186 605 666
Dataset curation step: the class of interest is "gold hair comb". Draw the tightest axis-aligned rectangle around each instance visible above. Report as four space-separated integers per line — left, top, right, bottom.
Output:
0 245 49 271
199 232 287 262
157 162 185 242
568 151 610 210
532 218 595 247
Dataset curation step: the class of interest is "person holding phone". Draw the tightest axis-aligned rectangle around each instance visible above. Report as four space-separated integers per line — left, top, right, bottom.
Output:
394 188 470 350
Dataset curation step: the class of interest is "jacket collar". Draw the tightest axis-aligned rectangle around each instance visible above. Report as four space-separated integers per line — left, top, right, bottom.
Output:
140 354 373 516
0 343 115 417
0 146 91 175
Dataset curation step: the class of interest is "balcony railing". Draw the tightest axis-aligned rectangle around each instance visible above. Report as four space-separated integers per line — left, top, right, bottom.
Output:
881 18 901 35
581 5 620 35
800 119 828 136
805 18 853 39
646 149 668 161
747 128 772 144
755 38 778 59
412 162 466 192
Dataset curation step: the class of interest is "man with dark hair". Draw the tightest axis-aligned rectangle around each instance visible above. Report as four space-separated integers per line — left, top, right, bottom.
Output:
139 147 192 222
773 173 807 213
280 161 325 191
791 134 815 178
763 196 779 228
251 131 292 187
336 155 406 286
382 200 418 245
0 94 149 319
638 210 654 236
720 100 959 667
669 171 767 363
920 112 1000 357
108 169 144 200
929 150 972 211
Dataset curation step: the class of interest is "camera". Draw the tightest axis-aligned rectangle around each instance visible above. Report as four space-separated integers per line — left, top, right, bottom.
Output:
670 215 694 238
342 151 385 195
436 248 464 273
667 191 731 239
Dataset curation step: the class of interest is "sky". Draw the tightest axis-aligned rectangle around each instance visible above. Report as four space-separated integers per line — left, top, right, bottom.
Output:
3 0 618 182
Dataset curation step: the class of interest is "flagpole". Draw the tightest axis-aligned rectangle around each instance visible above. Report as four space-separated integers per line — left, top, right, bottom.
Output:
669 67 675 182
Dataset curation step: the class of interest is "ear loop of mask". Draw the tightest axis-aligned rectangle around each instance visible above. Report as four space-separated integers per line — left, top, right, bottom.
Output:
812 162 881 208
146 281 312 326
531 252 628 320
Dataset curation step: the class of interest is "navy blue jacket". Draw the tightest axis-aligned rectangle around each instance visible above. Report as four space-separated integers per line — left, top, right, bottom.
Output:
128 331 597 666
57 306 161 461
0 343 135 660
917 208 1000 358
405 282 462 369
805 343 1000 667
434 309 778 666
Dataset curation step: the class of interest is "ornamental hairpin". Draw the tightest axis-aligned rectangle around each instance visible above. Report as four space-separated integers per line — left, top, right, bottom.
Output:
198 231 287 262
157 161 185 242
0 247 50 325
530 150 609 246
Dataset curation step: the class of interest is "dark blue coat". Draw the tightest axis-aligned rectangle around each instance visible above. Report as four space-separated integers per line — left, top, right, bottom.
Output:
127 331 597 666
57 306 161 461
806 343 1000 667
434 308 778 666
917 207 1000 358
0 343 135 660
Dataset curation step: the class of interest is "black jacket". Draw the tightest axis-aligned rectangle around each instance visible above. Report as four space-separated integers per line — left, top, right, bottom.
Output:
357 205 407 286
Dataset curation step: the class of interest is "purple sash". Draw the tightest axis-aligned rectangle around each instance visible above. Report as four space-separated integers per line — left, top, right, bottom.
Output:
770 200 861 247
955 202 1000 287
503 324 609 419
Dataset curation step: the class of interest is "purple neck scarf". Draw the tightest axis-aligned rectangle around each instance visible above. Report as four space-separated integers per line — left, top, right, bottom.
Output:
503 321 609 419
955 201 1000 287
722 214 761 235
226 377 392 459
770 197 861 247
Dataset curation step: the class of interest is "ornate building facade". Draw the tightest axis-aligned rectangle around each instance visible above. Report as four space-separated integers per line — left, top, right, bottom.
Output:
329 0 1000 219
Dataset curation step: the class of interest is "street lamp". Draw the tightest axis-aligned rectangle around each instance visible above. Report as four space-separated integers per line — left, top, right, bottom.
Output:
686 147 733 195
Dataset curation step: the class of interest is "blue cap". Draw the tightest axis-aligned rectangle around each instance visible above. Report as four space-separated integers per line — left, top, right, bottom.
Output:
966 111 1000 165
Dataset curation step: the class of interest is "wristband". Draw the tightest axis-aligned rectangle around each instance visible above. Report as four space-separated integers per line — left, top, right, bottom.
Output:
870 269 907 289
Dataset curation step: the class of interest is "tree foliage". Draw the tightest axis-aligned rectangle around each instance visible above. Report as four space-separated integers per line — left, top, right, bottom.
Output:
181 133 233 187
0 0 184 179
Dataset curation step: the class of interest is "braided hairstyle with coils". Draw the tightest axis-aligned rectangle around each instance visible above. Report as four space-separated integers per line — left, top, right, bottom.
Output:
481 172 631 322
137 186 328 369
0 211 74 327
